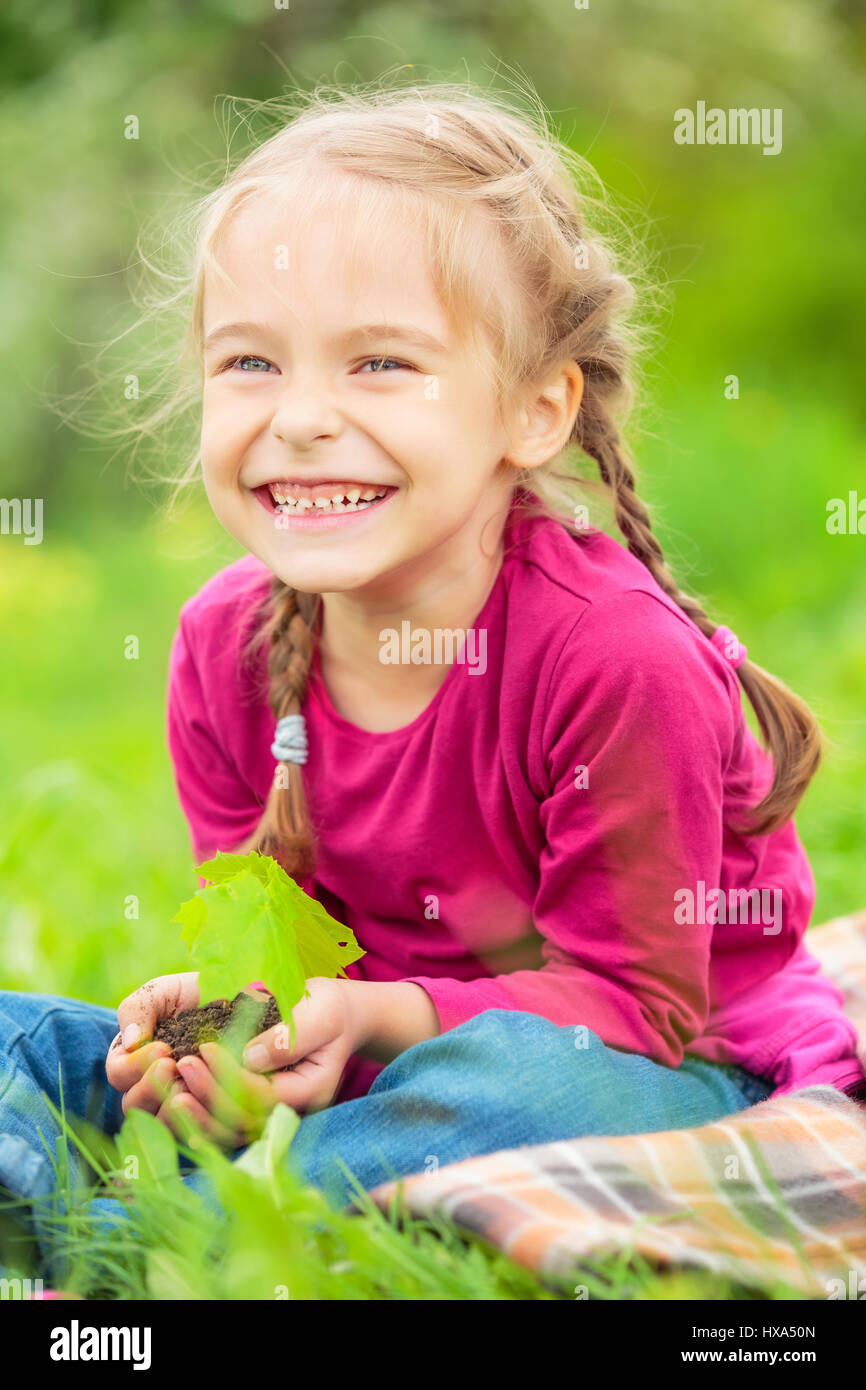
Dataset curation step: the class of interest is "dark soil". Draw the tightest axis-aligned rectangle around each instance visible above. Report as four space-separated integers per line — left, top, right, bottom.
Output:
155 991 282 1061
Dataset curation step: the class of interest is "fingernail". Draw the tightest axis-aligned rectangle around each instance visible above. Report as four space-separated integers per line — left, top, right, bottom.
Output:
176 1057 194 1072
243 1043 269 1071
122 1024 142 1050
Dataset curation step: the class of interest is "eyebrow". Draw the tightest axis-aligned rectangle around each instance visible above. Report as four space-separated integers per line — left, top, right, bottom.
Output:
203 321 277 351
203 320 449 354
343 323 449 354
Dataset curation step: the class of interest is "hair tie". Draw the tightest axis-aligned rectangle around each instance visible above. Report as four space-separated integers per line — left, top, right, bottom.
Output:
711 626 748 670
271 713 308 765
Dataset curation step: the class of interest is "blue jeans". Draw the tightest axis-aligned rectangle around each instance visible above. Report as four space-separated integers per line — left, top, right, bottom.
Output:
0 992 772 1224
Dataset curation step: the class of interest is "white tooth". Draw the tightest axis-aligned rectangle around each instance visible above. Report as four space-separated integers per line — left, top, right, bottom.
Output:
296 497 313 509
314 497 330 508
330 500 345 512
360 489 377 501
332 494 346 505
346 489 361 504
343 501 358 511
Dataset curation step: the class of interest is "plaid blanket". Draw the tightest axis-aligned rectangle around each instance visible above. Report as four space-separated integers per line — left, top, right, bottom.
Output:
371 912 866 1295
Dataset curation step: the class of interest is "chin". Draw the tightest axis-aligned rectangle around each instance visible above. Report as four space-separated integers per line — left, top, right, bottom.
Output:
262 550 386 596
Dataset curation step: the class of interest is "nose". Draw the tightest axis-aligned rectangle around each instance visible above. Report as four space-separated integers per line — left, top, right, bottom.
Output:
269 377 343 451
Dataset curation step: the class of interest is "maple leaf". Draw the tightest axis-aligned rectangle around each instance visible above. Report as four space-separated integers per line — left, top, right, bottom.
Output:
173 852 364 1045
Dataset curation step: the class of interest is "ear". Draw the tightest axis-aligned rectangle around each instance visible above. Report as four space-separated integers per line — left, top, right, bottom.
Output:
504 362 584 470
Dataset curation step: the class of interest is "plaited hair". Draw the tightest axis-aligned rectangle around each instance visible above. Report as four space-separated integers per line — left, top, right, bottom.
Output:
202 84 820 876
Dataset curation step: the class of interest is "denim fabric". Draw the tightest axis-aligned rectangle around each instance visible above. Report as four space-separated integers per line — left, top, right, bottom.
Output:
0 993 122 1202
0 992 774 1223
285 1011 776 1207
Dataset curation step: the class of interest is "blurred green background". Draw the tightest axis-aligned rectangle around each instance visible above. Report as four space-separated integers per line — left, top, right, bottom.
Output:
1 0 864 1009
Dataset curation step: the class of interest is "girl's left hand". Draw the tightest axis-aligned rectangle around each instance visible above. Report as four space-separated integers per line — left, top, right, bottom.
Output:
169 976 364 1147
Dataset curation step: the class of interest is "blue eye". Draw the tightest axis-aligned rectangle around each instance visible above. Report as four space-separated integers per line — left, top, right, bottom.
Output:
232 355 276 373
358 357 408 373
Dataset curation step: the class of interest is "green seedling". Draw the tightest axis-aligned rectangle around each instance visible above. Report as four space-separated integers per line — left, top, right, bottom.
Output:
173 850 365 1049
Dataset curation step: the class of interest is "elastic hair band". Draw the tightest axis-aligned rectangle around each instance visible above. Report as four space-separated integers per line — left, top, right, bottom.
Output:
711 626 748 670
271 713 308 765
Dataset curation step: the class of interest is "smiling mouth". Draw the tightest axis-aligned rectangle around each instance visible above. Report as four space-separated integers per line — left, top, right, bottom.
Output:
255 480 397 515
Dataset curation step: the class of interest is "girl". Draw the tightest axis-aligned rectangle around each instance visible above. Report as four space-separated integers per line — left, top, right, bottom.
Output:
2 84 863 1218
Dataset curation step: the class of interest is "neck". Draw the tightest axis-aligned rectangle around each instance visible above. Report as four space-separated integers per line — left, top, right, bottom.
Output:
317 492 511 702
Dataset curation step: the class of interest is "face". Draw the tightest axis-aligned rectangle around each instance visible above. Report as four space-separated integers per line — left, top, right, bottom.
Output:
199 181 516 601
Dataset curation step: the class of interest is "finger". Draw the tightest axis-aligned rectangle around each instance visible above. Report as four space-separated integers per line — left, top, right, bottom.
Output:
242 1019 302 1074
157 1089 245 1150
107 1039 173 1094
270 1058 338 1115
175 1052 255 1129
174 1045 269 1112
194 1044 274 1128
121 1057 184 1117
117 972 200 1050
199 1041 274 1095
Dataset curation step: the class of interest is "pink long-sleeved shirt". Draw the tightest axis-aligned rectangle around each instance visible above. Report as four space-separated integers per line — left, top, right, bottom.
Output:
166 494 864 1103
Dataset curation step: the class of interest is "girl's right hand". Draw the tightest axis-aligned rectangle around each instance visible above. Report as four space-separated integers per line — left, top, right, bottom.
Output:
105 972 201 1121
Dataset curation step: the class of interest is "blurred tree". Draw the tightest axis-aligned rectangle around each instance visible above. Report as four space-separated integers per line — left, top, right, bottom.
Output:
0 0 862 519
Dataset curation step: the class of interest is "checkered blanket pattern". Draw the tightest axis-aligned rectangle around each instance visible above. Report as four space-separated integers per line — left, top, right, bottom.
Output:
371 913 866 1294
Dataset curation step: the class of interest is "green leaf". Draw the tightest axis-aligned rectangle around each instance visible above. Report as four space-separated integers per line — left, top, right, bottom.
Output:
235 1103 300 1183
118 1108 179 1185
175 891 207 949
171 852 365 1043
263 858 362 981
195 850 272 887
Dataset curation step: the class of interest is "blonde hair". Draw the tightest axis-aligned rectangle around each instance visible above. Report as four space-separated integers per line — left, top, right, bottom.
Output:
117 81 823 874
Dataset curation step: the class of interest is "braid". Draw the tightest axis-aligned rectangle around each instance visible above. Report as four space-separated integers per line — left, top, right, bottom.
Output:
253 579 321 878
582 421 715 637
184 86 821 843
578 398 821 834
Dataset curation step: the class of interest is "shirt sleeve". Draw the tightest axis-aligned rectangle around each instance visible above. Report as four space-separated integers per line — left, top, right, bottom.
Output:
166 611 265 865
403 589 739 1067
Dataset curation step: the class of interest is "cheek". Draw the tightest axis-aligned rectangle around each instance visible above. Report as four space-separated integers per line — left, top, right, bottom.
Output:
199 444 233 513
427 374 503 450
380 385 498 478
200 390 255 478
200 429 228 472
411 396 504 494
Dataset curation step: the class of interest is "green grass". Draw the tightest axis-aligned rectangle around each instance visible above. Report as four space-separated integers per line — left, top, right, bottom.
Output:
1 394 863 1014
1 0 864 1306
0 1100 824 1303
1 383 865 1298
